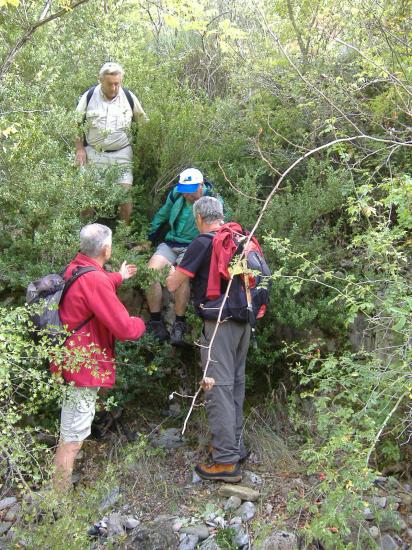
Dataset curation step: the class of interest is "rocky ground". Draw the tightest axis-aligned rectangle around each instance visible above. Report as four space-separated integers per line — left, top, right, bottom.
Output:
0 404 411 549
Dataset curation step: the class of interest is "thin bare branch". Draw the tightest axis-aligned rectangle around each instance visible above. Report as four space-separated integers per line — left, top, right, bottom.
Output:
217 160 265 203
0 0 91 81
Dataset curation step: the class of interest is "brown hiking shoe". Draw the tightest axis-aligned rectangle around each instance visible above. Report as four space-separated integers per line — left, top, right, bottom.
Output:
195 462 242 483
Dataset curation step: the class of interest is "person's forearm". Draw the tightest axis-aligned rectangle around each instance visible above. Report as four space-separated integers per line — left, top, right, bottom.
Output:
75 136 85 150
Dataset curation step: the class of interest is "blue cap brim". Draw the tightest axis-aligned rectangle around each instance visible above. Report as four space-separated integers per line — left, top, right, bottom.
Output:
176 183 199 193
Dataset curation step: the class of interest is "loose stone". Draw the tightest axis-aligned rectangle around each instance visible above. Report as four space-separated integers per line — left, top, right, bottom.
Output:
0 498 17 512
4 503 20 522
218 484 260 502
369 526 380 538
233 525 249 547
398 519 408 531
0 524 12 536
124 516 140 530
150 428 185 450
192 471 202 484
372 496 387 509
224 496 242 512
363 507 375 520
374 476 388 484
199 537 220 550
98 487 121 512
259 530 299 550
243 471 263 484
179 533 199 550
87 525 99 537
181 525 210 541
237 502 256 522
173 519 184 532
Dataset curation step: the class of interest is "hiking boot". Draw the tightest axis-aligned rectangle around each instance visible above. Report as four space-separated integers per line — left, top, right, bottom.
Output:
195 462 242 483
147 320 169 342
170 320 187 346
207 443 250 465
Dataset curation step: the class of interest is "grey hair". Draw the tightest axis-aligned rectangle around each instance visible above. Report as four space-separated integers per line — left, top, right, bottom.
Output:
99 62 124 79
79 224 112 258
193 196 224 224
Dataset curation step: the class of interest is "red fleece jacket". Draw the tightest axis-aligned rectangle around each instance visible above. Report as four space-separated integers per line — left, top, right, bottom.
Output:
207 223 264 299
50 253 145 388
206 222 243 299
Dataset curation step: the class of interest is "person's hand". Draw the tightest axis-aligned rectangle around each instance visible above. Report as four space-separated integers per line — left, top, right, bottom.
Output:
169 265 175 276
120 261 137 281
200 377 215 391
75 147 87 166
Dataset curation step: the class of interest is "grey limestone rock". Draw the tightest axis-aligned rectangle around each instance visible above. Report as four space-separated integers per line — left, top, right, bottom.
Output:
243 471 263 485
232 525 249 547
0 524 12 537
98 487 121 512
129 520 178 549
0 498 17 512
124 516 140 530
363 507 375 520
237 501 256 522
199 536 221 550
259 530 299 550
372 496 388 509
369 526 380 538
107 512 126 538
151 428 185 450
224 496 242 512
181 525 210 540
4 503 20 523
179 533 199 550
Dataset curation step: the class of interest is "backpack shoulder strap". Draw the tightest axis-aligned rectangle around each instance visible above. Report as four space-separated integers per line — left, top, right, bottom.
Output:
60 266 98 304
81 86 97 146
123 87 135 111
85 85 97 109
168 187 180 205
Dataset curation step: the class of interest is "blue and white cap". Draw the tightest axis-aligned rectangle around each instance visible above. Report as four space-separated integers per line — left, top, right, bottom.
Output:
176 168 204 193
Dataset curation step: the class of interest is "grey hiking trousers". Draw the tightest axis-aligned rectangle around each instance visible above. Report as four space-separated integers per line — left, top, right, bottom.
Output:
200 320 251 464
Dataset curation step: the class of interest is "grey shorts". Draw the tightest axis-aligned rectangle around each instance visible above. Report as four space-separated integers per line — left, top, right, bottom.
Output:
154 243 187 265
59 386 99 443
85 145 133 185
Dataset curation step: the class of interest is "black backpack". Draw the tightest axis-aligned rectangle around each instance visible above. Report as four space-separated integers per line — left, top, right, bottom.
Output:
26 266 97 344
199 226 271 344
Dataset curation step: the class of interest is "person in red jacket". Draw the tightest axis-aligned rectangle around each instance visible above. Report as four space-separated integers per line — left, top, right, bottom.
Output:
52 223 145 491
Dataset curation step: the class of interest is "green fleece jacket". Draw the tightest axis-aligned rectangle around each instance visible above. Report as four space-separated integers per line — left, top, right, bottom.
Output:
149 182 223 245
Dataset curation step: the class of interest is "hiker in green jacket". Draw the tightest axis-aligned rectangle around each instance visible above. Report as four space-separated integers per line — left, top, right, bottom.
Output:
146 168 222 345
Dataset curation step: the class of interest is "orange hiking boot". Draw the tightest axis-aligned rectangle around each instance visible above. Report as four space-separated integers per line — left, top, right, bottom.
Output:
207 444 251 464
195 462 242 482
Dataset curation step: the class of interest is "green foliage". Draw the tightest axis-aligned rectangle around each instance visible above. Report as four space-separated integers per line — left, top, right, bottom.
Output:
275 175 411 546
17 466 121 549
215 527 238 549
0 306 61 489
113 336 174 407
